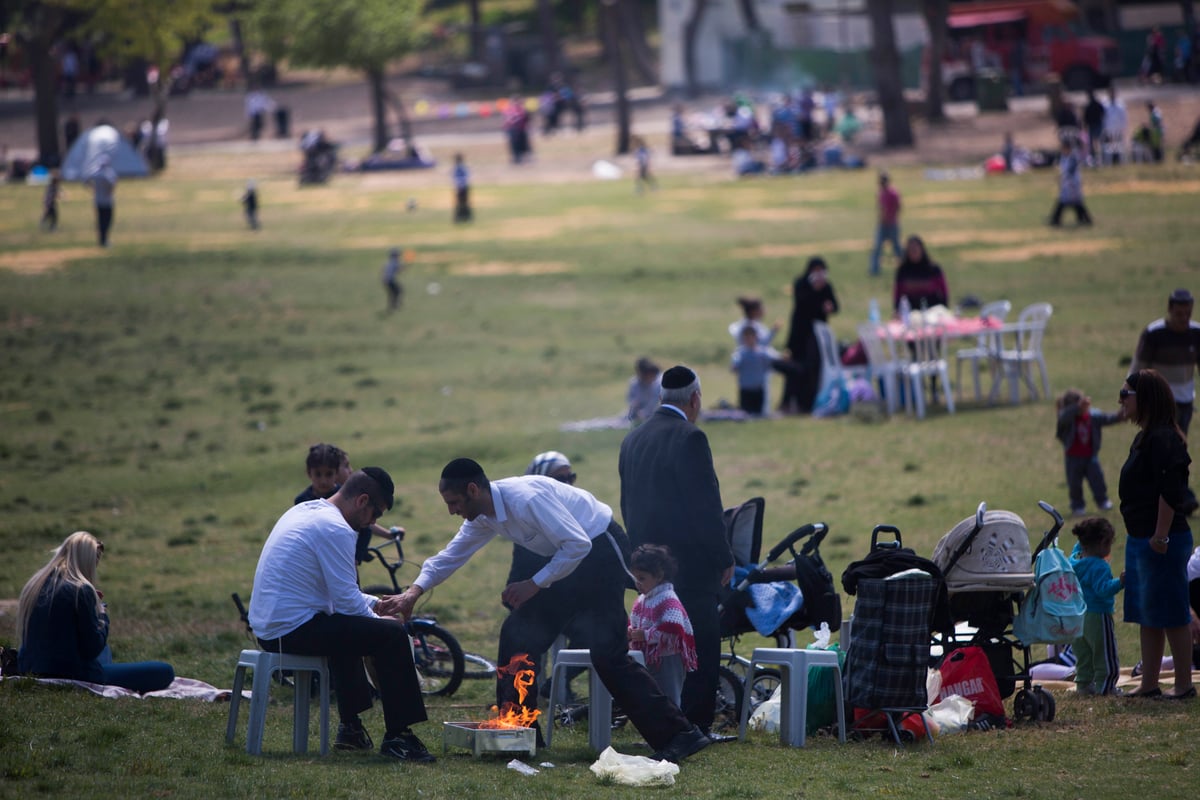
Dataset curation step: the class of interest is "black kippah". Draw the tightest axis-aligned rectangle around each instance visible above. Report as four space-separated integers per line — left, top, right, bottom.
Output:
360 466 395 510
441 457 484 481
661 365 696 390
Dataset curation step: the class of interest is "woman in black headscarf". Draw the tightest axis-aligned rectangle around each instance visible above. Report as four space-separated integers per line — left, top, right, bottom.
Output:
780 256 838 414
892 235 949 313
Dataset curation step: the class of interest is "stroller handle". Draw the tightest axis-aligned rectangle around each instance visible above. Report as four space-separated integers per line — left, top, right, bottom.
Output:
975 501 987 528
765 522 827 563
1032 500 1065 557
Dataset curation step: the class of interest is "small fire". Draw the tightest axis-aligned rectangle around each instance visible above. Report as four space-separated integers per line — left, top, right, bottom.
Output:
479 653 541 729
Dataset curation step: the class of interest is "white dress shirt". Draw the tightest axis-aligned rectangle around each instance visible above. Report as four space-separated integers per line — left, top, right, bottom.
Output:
249 499 378 640
414 476 614 591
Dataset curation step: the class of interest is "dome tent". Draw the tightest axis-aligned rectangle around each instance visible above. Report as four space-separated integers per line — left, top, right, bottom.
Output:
61 124 150 181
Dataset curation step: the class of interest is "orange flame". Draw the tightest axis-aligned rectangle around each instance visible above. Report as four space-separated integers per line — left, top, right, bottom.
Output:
479 653 541 729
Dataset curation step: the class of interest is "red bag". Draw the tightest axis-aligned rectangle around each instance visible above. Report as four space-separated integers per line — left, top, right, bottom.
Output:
937 646 1005 718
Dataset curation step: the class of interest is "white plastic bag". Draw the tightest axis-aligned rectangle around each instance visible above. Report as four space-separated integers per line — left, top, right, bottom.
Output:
748 684 782 733
924 694 975 735
589 746 680 787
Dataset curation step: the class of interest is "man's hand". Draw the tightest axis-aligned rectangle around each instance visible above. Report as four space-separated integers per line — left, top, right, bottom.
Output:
501 579 540 610
382 587 423 620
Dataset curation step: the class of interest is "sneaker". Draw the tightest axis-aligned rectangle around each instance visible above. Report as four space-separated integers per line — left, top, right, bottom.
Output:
1098 500 1113 511
380 730 436 763
335 722 374 751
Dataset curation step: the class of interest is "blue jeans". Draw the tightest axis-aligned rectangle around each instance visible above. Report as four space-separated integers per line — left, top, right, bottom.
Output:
871 222 901 275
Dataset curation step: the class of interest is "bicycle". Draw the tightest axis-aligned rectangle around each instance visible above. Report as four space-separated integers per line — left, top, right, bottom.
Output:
359 534 497 694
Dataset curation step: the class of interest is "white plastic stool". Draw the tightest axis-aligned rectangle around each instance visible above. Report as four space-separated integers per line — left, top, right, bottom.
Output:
226 649 330 755
545 649 645 751
738 647 846 747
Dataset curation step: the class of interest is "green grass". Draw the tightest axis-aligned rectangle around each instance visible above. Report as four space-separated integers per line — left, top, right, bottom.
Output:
1 133 1198 798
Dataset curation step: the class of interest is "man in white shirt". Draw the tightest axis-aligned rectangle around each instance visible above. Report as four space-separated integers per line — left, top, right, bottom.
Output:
250 467 434 762
1102 85 1128 165
395 458 710 763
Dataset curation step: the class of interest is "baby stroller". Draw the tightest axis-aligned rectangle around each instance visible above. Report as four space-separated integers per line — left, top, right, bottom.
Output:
715 497 842 730
931 500 1065 722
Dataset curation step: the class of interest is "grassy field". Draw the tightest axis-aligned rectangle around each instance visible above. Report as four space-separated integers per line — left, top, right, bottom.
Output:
1 131 1198 798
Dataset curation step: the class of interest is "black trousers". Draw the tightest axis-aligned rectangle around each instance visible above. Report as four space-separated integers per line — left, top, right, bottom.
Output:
454 187 472 222
96 205 113 245
496 520 691 752
259 612 427 736
1050 200 1091 225
676 585 721 732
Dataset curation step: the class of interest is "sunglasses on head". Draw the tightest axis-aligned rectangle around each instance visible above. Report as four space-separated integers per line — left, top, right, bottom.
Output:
1119 388 1136 400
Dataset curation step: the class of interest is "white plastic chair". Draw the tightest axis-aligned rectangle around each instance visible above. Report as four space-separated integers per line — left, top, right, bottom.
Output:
990 303 1053 405
856 323 907 416
902 320 955 419
954 300 1011 402
812 321 842 402
226 649 330 756
545 649 646 751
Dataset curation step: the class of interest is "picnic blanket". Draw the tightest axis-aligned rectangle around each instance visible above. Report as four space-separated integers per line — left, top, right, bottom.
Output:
1 675 245 701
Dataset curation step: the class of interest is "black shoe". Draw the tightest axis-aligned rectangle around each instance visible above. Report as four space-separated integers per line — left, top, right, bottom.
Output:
380 730 436 763
335 722 374 751
1161 687 1196 700
650 724 710 763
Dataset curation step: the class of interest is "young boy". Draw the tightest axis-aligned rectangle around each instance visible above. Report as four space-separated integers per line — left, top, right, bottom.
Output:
382 248 404 312
1069 517 1124 696
294 444 400 563
626 357 661 424
241 180 259 230
731 325 782 416
452 153 472 223
1055 388 1122 516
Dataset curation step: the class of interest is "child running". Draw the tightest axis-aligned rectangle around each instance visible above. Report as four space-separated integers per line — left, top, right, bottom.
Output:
1055 388 1122 516
1069 517 1125 696
628 544 697 706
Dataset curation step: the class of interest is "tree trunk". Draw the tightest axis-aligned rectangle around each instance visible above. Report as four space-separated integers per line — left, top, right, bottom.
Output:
867 0 914 147
615 0 657 85
735 0 761 32
683 0 710 98
538 0 560 78
29 37 61 167
468 0 484 61
923 0 948 123
386 88 415 146
1182 0 1196 36
228 16 252 87
368 68 389 153
601 0 631 155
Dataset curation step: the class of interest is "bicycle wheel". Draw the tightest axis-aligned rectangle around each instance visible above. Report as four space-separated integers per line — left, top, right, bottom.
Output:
409 621 465 697
712 665 744 733
361 584 396 597
747 668 782 716
461 651 498 680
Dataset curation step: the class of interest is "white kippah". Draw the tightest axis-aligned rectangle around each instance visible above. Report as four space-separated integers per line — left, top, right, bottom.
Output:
526 451 571 476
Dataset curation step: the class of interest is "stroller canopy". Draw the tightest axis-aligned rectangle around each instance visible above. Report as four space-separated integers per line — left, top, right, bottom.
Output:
933 510 1034 592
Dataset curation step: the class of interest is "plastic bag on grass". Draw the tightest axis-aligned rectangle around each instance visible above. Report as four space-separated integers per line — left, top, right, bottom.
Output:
589 746 680 787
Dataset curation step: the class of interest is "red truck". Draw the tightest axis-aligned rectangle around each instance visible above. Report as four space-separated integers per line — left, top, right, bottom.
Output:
938 0 1122 99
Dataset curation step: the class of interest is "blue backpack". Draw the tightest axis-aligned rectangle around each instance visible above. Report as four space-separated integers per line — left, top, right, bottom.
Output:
1013 541 1086 646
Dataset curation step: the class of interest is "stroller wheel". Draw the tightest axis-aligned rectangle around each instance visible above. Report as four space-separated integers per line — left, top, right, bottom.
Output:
713 666 744 733
1012 688 1037 722
1033 687 1056 722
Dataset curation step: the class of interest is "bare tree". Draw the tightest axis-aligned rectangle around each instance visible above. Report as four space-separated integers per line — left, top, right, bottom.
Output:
683 0 711 98
601 0 631 154
867 0 913 147
923 0 948 123
615 0 657 85
537 0 561 77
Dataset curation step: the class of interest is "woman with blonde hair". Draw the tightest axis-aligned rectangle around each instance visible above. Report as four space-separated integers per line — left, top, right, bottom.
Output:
17 532 173 692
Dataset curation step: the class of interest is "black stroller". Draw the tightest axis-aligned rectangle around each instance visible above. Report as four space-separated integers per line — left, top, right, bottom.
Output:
931 500 1066 723
714 497 842 731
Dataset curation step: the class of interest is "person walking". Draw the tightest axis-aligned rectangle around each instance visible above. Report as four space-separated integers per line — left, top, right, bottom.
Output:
1048 137 1092 227
869 171 902 276
83 154 117 247
618 365 734 740
452 153 472 223
382 248 404 312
